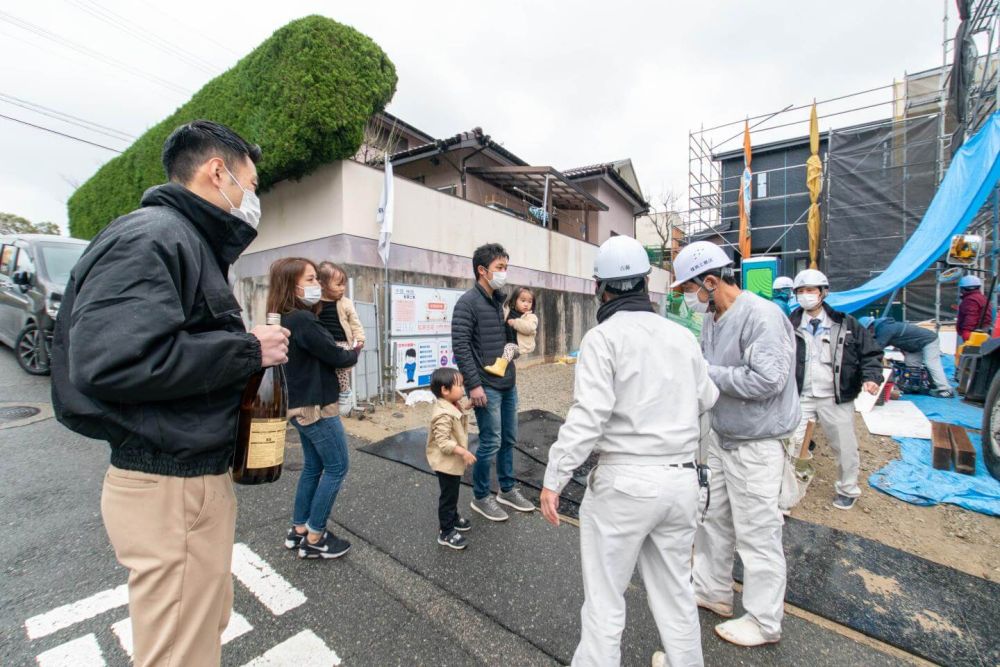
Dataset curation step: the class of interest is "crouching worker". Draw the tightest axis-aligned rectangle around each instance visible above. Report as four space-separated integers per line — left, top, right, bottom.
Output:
540 235 719 667
790 270 882 511
859 316 951 398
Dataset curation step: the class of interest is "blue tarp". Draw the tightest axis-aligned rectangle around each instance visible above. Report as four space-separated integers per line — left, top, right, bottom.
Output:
869 435 1000 517
827 111 1000 313
898 354 982 430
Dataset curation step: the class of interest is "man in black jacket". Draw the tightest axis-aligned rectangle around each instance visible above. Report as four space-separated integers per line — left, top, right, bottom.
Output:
452 243 535 521
789 269 883 511
50 120 289 666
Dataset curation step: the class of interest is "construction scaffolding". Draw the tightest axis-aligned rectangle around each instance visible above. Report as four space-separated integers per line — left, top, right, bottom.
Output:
684 0 1000 319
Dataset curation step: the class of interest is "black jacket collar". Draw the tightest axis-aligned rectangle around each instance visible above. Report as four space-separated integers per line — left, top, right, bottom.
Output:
475 283 506 307
140 183 257 270
790 301 844 327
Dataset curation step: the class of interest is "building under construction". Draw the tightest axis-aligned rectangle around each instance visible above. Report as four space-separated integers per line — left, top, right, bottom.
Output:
683 0 1000 320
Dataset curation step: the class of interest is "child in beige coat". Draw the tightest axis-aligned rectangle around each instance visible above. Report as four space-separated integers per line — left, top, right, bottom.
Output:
485 286 538 377
317 262 366 414
426 368 477 550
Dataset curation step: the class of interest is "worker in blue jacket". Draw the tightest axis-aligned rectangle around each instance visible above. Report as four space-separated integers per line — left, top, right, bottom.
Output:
859 316 953 398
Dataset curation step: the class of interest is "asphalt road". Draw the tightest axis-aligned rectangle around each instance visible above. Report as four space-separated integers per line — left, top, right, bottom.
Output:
0 347 918 666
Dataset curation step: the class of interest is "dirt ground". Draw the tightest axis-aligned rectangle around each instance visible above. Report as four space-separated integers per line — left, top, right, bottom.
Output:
344 362 1000 583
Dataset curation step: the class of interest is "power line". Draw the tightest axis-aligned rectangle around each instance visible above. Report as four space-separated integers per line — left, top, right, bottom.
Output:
0 9 191 96
64 0 221 76
0 92 135 141
0 112 123 153
134 0 242 58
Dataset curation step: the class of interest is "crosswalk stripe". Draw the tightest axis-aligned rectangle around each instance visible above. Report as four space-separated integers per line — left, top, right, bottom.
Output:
35 633 106 666
239 629 341 667
24 585 128 640
231 543 307 616
111 612 253 658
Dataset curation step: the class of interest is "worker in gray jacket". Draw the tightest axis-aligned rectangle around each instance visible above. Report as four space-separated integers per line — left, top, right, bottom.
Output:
672 241 800 648
541 235 718 667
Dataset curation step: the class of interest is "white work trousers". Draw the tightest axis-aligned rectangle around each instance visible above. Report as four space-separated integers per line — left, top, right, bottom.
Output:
793 395 861 498
573 464 702 667
692 438 786 640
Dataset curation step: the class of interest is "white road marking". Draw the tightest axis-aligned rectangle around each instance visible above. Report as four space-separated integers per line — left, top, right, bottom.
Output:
231 543 306 616
36 633 106 666
240 629 341 666
25 584 128 639
111 612 253 658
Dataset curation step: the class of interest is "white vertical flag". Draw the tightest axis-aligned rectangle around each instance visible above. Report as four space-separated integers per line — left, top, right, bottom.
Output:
377 159 394 266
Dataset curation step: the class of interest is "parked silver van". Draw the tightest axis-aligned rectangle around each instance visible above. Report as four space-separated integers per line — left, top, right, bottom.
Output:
0 234 88 375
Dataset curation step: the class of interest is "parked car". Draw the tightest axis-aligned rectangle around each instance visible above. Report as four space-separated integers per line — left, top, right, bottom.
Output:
0 234 87 375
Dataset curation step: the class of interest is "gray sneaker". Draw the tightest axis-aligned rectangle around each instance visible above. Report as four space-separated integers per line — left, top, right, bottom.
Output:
497 487 535 512
832 494 857 511
470 496 509 522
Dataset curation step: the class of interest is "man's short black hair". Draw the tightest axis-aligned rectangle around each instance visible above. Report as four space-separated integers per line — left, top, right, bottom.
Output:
606 278 648 296
430 367 462 398
405 348 416 358
471 243 509 280
700 268 738 286
162 120 262 183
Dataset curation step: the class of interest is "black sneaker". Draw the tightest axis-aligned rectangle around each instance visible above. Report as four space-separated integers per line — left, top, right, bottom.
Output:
284 528 307 550
454 516 472 532
437 529 467 550
298 531 351 559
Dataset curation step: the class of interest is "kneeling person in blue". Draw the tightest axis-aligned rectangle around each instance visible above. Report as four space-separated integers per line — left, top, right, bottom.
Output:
859 316 953 398
790 270 883 512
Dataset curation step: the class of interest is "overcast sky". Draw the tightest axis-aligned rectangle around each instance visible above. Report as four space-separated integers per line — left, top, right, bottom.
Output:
0 0 947 233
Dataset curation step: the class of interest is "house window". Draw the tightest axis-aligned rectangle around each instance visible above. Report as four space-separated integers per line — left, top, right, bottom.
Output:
757 171 768 198
436 184 457 196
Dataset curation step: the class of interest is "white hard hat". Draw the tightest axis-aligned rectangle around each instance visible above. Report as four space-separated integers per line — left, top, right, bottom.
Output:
959 275 982 289
773 276 794 290
593 235 652 282
793 269 829 290
670 241 733 287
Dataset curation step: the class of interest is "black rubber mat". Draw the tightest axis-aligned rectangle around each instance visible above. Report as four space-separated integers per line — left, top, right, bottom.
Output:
360 410 1000 666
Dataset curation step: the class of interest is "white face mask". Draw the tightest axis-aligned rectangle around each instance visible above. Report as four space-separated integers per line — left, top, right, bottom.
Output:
219 165 261 230
684 290 710 314
797 293 821 311
488 271 508 290
300 285 322 306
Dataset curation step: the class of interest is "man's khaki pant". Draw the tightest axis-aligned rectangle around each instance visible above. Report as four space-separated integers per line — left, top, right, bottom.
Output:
101 466 237 667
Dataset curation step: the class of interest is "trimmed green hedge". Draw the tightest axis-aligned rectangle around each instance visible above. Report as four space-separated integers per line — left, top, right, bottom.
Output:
68 15 397 238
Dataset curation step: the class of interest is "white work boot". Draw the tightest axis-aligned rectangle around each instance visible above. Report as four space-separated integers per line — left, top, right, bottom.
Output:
696 596 734 618
651 650 666 667
715 614 780 647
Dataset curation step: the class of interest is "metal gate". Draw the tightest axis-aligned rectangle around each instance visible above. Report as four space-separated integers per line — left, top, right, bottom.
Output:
353 301 381 402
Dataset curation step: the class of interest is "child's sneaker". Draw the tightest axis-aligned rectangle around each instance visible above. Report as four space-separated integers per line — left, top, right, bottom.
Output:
454 516 471 532
437 529 467 550
284 528 306 550
298 531 351 559
338 390 353 416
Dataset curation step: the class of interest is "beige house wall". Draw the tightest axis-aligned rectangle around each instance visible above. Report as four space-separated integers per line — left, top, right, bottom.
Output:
246 159 669 291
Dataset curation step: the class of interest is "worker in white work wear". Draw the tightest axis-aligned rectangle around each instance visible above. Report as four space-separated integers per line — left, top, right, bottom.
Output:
789 269 883 511
673 241 800 648
540 235 719 667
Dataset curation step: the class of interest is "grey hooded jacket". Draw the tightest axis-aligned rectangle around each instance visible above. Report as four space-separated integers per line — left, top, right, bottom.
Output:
700 290 800 447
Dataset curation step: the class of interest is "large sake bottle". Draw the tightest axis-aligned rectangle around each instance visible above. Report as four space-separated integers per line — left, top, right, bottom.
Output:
233 313 288 484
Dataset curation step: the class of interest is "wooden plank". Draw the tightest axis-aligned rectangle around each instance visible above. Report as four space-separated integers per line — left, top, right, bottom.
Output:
798 420 816 459
930 421 953 470
948 424 977 475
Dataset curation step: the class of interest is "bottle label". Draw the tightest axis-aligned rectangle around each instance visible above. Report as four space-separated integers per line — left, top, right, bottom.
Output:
247 418 286 469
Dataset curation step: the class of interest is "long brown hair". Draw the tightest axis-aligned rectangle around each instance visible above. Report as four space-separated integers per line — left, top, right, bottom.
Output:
266 257 317 315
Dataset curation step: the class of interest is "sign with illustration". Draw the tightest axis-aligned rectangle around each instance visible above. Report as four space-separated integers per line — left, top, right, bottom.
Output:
389 284 464 337
393 337 457 390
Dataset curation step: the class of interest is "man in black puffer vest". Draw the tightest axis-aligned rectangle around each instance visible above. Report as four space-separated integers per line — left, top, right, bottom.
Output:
452 243 535 521
50 121 289 666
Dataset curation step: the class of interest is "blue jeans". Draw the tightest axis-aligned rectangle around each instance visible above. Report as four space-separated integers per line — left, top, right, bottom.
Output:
291 415 350 533
472 386 518 499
